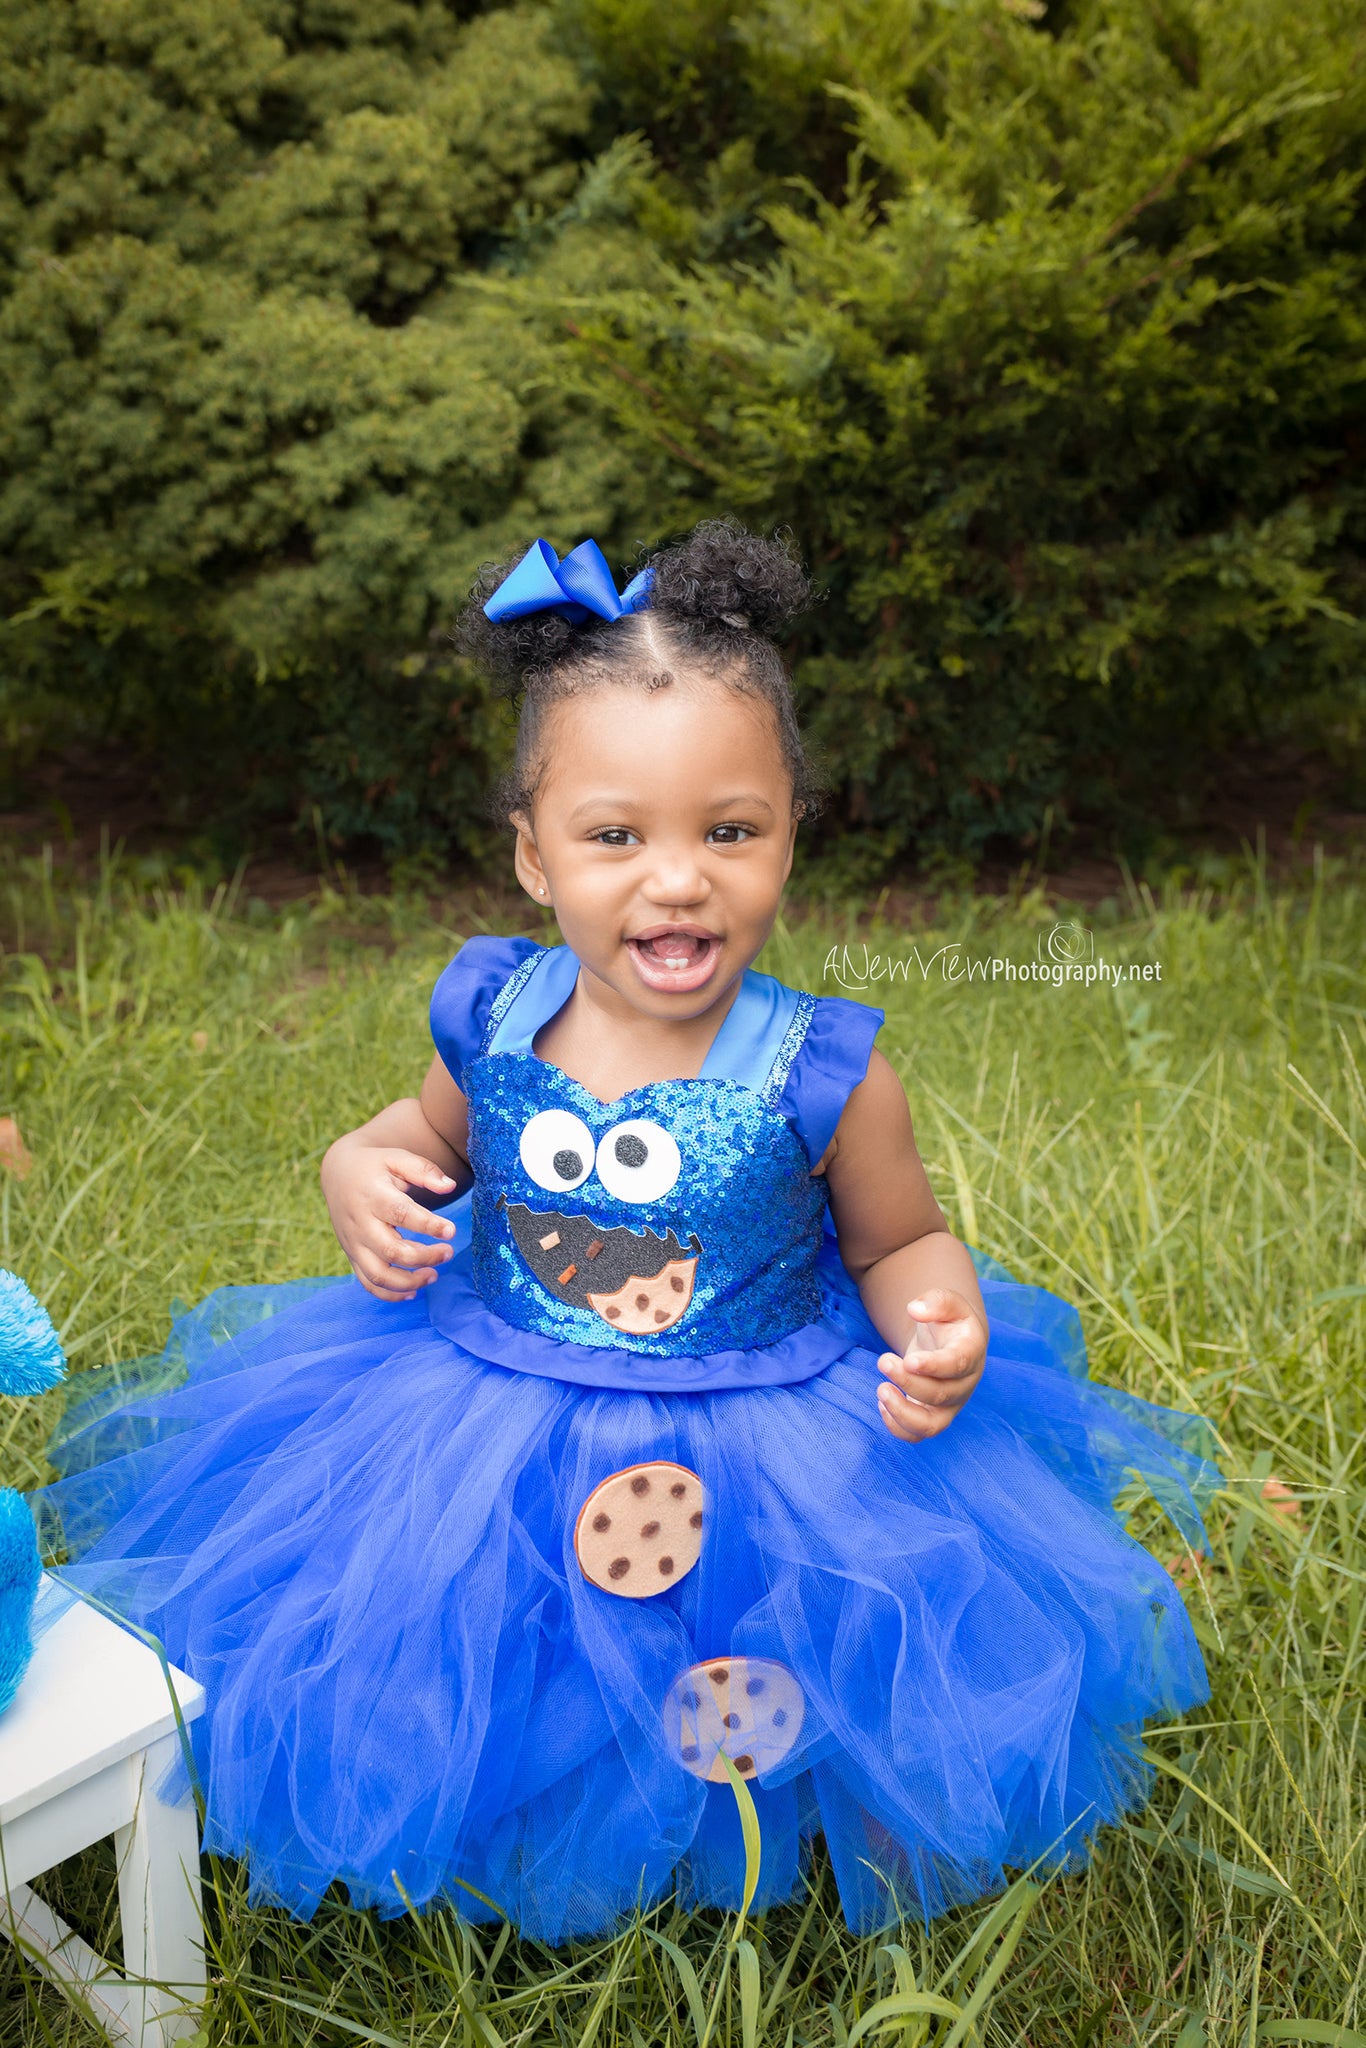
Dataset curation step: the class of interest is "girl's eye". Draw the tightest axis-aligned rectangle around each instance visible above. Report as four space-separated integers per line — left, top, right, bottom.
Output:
596 1118 682 1204
519 1109 596 1193
593 828 639 848
707 824 753 845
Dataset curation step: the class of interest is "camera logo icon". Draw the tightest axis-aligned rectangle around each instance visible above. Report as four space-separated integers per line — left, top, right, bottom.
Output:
1038 921 1094 964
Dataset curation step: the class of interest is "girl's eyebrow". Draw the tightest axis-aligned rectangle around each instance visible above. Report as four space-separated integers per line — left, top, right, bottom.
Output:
713 795 779 817
564 793 779 825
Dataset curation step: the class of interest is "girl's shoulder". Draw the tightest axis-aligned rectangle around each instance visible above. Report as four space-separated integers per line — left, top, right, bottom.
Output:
772 977 885 1168
430 934 543 1090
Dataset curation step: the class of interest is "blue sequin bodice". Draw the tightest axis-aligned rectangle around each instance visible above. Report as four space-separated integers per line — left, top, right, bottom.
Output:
463 952 828 1357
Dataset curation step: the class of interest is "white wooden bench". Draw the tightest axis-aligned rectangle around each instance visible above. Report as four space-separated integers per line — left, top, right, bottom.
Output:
0 1578 206 2046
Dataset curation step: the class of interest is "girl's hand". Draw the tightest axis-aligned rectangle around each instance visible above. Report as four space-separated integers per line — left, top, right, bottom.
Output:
876 1289 988 1443
322 1141 460 1303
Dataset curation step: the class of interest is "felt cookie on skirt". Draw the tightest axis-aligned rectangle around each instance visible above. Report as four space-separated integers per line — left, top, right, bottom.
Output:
666 1656 806 1782
573 1462 705 1597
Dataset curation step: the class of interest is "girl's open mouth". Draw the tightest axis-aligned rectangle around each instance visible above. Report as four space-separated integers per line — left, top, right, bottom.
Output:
627 928 722 994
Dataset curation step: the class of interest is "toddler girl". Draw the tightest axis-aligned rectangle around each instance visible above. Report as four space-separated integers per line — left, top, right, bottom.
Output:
40 523 1217 1945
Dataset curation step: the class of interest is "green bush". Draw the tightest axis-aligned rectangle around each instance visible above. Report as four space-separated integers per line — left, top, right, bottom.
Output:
0 0 631 857
563 0 1366 863
1 0 1363 865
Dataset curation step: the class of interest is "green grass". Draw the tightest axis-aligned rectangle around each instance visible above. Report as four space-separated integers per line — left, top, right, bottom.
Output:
0 848 1363 2047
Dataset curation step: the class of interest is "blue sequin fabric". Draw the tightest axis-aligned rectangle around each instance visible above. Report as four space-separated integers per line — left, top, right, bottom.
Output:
467 1055 827 1357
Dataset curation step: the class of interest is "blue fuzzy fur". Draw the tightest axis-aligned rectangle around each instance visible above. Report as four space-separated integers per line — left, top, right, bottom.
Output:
0 1489 40 1714
0 1270 66 1396
0 1270 66 1714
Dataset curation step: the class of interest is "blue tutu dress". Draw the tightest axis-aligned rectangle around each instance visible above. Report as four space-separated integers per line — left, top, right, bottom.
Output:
37 938 1219 1943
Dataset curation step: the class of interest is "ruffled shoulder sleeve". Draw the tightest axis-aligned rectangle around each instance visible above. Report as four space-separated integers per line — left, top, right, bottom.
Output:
775 994 885 1167
430 935 542 1091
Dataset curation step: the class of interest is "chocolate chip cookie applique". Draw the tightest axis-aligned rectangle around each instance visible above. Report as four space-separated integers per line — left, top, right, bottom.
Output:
574 1462 705 1598
665 1656 806 1782
586 1258 699 1333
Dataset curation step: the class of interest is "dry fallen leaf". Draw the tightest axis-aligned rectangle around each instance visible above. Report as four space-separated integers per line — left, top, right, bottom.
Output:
1261 1475 1301 1518
0 1117 32 1179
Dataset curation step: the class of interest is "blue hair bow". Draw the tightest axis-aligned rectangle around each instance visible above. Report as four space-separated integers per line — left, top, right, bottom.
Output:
483 538 653 627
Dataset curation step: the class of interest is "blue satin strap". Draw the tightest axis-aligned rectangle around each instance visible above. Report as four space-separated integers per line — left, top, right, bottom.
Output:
485 946 580 1056
484 947 802 1093
699 970 801 1091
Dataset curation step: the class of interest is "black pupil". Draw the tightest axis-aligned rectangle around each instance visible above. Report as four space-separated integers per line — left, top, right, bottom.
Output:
614 1133 648 1169
552 1149 583 1182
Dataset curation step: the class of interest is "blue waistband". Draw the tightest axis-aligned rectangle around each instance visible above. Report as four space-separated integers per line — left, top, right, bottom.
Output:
422 1248 853 1392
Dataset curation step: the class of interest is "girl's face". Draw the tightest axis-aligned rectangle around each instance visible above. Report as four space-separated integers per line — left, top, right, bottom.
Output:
513 676 797 1023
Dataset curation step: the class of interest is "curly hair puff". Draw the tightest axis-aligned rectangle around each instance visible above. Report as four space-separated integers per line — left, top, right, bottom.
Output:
456 519 822 820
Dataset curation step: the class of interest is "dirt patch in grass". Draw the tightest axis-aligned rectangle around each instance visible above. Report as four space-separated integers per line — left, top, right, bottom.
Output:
4 735 1361 919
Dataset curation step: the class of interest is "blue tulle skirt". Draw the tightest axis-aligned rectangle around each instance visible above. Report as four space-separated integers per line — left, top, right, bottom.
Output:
35 1255 1219 1944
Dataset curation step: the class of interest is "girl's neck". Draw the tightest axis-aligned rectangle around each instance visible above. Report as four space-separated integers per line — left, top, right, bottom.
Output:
532 960 747 1104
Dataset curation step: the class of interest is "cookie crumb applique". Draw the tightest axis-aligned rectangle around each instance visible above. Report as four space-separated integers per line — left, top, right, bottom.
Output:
666 1656 806 1782
573 1463 705 1597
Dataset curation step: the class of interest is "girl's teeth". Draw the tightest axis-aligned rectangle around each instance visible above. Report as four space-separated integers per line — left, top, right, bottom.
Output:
629 933 719 991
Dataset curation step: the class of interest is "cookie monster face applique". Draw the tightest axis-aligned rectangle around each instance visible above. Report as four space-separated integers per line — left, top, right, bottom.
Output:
465 1056 828 1356
503 1109 703 1334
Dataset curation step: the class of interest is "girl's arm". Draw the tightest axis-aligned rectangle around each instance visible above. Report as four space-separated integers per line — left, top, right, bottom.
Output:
822 1049 989 1443
320 1056 473 1303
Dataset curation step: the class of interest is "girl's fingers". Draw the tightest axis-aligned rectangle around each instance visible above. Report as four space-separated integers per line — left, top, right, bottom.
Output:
371 1230 451 1271
357 1275 412 1303
907 1289 967 1324
879 1345 978 1393
879 1371 967 1413
908 1293 988 1347
362 1212 454 1261
907 1330 977 1373
384 1152 458 1203
389 1192 459 1241
877 1381 956 1442
881 1296 986 1439
384 1185 457 1240
353 1245 433 1294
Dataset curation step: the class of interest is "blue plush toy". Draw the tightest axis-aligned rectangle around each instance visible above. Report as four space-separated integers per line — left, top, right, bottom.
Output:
0 1271 66 1713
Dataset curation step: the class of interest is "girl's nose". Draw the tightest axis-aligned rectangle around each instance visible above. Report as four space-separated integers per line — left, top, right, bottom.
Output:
641 847 711 906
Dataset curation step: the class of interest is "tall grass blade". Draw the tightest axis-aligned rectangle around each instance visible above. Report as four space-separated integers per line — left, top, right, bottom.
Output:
1257 2030 1366 2047
735 1938 760 2048
646 1932 710 2047
718 1753 763 1933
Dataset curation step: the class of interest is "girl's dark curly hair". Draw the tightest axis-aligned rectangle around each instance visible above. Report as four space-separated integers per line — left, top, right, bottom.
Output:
457 520 822 820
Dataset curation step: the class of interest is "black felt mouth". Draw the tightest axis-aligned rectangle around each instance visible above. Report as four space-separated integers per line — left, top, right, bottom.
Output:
503 1200 702 1308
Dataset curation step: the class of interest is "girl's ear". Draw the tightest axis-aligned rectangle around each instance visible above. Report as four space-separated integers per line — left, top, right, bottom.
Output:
511 812 550 904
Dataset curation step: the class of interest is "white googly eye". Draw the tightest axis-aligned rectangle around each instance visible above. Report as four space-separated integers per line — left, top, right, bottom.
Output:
596 1118 681 1204
518 1109 596 1193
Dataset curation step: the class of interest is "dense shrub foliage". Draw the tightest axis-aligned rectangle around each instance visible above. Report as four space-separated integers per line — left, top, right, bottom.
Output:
2 0 1363 863
0 0 627 855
